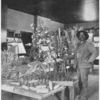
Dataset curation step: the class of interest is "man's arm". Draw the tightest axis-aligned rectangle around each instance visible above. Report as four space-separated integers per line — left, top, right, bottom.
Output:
87 43 98 63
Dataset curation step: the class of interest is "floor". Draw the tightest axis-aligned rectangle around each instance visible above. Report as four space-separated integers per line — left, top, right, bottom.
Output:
1 66 99 100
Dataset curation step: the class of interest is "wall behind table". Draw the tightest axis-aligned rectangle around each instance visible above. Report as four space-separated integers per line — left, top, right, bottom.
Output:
7 9 34 32
7 8 64 33
37 16 64 32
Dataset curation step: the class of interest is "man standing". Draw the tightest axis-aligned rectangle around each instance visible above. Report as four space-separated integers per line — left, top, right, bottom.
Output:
75 30 98 100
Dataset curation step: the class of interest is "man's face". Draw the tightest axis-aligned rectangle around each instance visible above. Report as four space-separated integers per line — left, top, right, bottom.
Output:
79 32 86 41
89 29 93 33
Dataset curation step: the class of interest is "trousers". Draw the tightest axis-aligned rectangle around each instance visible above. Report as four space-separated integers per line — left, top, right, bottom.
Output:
77 68 90 100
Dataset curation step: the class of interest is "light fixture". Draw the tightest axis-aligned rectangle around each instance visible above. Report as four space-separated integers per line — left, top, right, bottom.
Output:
82 0 97 21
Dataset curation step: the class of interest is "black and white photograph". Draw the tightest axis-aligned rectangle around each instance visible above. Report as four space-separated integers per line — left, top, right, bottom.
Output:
1 0 99 100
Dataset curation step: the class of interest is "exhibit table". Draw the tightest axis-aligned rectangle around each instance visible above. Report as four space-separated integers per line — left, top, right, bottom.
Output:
2 79 78 100
1 81 65 100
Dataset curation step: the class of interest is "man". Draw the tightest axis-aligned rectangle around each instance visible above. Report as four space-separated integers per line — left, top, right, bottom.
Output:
75 30 98 100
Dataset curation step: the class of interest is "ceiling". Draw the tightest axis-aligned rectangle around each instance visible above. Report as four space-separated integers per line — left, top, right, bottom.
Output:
3 0 99 24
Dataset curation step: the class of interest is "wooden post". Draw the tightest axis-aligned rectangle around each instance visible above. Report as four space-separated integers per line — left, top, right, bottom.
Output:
61 88 65 100
69 86 75 100
32 14 37 46
34 15 37 35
